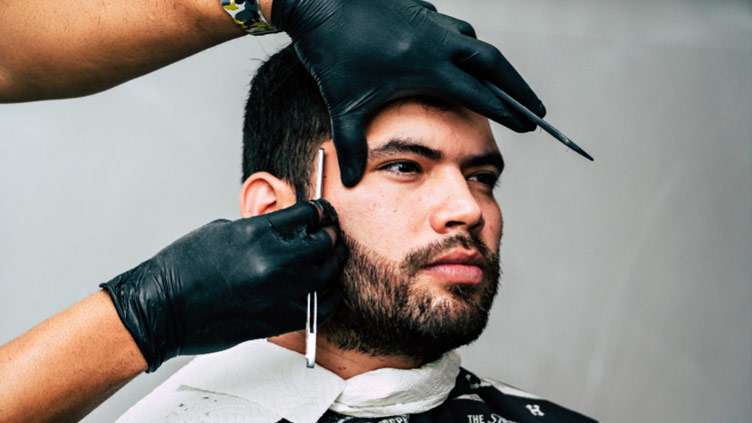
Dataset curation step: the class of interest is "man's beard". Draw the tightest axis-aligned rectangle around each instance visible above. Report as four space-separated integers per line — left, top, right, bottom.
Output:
321 232 501 364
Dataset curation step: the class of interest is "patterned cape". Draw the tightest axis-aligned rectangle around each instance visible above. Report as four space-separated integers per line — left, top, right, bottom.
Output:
311 368 598 423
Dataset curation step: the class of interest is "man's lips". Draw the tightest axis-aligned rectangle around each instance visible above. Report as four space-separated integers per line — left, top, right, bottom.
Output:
421 249 485 284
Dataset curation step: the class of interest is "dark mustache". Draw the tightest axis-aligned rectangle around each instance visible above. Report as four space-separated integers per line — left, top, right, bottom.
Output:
400 233 495 277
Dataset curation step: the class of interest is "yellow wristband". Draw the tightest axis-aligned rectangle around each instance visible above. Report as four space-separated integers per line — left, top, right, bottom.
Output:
221 0 279 35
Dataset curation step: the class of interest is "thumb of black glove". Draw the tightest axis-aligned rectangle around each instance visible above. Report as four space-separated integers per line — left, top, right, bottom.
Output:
272 0 546 187
101 199 345 372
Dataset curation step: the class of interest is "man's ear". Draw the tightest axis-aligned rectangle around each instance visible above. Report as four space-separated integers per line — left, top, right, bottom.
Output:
239 172 297 218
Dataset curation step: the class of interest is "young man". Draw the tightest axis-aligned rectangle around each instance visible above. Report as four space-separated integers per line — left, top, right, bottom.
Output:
114 45 597 422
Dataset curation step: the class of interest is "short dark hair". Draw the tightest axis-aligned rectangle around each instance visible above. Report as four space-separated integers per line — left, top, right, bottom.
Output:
242 44 330 201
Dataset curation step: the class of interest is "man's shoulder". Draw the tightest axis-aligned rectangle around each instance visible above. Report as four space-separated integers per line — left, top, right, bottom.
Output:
438 367 600 423
113 345 284 423
114 373 279 423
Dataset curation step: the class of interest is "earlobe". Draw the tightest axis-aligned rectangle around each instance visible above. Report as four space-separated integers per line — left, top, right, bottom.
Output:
239 172 297 218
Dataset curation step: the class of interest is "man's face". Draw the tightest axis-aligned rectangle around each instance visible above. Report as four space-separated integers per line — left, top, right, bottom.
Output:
318 101 504 361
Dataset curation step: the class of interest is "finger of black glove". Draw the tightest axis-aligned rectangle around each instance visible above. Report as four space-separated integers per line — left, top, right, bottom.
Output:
412 0 437 12
432 66 536 132
306 199 339 228
205 218 232 227
317 285 343 322
430 12 477 38
264 201 324 237
309 238 347 319
452 36 546 120
307 260 341 295
334 239 348 266
301 227 340 265
331 114 369 187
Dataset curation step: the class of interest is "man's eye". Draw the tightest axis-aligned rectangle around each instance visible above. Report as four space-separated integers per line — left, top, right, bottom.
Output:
381 161 421 175
468 172 500 188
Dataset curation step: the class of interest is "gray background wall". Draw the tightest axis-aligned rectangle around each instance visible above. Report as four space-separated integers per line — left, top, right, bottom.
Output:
1 0 750 421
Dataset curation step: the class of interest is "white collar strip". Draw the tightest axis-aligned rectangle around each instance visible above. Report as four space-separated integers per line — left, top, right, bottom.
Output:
331 350 461 417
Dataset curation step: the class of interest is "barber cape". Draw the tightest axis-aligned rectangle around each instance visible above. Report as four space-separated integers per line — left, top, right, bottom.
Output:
115 339 598 423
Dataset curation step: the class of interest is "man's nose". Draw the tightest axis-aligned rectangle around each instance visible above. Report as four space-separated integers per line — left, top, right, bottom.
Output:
428 171 485 235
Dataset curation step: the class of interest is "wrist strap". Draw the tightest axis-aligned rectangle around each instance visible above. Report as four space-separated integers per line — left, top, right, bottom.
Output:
221 0 279 35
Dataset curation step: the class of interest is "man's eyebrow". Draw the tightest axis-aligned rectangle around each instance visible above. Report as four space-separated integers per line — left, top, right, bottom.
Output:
369 137 504 173
369 139 443 161
462 151 505 174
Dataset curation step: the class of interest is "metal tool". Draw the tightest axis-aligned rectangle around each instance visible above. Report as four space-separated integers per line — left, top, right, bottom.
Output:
305 292 317 368
482 80 593 161
305 148 325 368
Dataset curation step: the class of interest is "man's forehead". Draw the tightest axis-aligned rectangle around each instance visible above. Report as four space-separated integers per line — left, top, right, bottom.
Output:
365 101 498 152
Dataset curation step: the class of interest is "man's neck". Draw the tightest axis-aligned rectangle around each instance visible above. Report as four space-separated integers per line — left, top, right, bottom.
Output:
268 331 423 380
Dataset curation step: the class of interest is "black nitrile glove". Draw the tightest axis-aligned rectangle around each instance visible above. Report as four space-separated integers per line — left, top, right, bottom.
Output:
272 0 546 187
101 200 345 372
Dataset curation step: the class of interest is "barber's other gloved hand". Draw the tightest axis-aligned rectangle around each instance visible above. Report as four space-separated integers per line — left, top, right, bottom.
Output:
272 0 546 187
101 200 344 372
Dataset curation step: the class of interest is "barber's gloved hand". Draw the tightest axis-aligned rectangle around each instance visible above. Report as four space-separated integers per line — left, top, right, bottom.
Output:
272 0 546 187
101 199 345 372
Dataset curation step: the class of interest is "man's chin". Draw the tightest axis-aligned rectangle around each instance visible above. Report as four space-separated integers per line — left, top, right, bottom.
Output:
413 275 486 303
321 312 490 364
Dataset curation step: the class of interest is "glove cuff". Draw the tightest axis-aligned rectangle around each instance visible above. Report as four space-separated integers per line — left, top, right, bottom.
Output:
271 0 321 35
100 263 177 373
220 0 280 35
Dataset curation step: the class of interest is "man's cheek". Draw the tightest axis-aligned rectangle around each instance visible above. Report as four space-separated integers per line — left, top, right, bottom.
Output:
484 206 503 248
332 200 375 243
339 204 402 260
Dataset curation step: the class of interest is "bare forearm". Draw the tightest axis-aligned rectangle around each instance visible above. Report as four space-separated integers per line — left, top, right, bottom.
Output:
0 291 147 423
0 0 273 102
